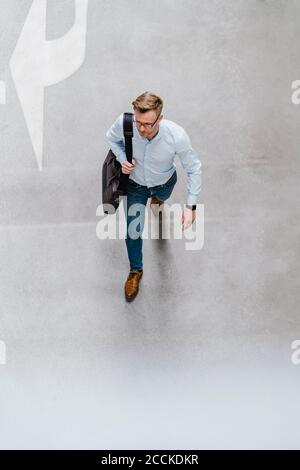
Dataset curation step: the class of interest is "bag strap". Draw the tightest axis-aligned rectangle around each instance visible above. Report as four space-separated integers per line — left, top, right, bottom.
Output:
123 112 133 163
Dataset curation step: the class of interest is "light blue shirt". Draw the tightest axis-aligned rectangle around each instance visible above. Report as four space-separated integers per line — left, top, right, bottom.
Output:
106 113 202 205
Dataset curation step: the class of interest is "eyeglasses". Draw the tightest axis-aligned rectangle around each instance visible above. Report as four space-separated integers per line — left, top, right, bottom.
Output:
133 113 161 130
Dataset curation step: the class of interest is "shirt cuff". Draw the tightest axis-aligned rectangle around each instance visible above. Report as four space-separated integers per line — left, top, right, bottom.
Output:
116 152 127 164
186 204 197 211
187 194 198 206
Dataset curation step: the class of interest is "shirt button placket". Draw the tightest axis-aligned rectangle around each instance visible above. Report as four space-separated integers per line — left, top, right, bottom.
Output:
145 140 150 188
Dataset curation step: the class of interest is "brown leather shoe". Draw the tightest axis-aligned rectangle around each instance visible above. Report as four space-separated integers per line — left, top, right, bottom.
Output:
124 270 143 302
150 196 164 216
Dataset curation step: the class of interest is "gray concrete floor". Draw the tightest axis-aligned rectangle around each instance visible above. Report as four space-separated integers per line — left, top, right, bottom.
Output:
1 162 300 449
1 0 300 449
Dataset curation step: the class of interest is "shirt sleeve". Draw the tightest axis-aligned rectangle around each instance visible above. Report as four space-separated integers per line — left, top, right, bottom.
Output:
105 113 127 164
175 129 202 206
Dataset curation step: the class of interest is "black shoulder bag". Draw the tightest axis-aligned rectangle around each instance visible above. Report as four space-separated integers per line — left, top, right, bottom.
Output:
102 112 133 214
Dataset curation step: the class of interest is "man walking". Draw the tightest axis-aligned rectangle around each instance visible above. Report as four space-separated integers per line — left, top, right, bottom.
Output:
106 91 202 302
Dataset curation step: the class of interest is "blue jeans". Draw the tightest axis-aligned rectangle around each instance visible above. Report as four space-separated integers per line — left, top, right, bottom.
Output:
124 170 177 271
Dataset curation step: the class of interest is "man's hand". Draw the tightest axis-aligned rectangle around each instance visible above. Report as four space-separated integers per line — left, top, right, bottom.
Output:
181 206 196 230
121 159 136 174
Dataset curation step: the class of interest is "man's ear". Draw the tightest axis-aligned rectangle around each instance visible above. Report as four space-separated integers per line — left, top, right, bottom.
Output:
159 114 163 121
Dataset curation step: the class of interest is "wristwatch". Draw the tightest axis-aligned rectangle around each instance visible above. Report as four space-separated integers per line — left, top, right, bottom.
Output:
186 204 196 211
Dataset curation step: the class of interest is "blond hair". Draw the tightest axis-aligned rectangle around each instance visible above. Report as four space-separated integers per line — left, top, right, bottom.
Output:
132 91 163 116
